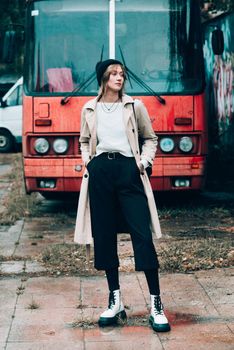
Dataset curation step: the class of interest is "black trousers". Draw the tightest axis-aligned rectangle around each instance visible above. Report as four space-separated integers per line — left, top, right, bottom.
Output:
87 153 159 271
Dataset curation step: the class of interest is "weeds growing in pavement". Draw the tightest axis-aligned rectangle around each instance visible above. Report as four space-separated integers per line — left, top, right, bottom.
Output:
158 205 232 220
39 243 97 275
158 237 233 272
38 237 233 275
27 297 40 310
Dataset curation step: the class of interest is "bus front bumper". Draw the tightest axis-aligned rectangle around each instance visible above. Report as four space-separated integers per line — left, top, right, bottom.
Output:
151 156 206 191
24 156 206 193
24 158 84 193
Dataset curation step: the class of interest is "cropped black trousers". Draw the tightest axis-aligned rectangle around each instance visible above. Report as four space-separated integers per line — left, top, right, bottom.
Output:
87 153 159 271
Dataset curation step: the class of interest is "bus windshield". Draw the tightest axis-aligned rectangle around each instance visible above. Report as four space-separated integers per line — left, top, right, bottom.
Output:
25 0 204 95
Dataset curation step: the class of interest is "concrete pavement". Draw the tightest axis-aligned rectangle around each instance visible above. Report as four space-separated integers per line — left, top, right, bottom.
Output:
1 266 233 349
0 215 233 349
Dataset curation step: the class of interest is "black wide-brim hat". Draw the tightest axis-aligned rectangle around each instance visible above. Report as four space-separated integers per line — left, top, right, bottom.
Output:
95 59 123 86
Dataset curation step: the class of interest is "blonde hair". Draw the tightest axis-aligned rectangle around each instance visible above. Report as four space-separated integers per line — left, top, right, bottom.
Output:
97 64 126 101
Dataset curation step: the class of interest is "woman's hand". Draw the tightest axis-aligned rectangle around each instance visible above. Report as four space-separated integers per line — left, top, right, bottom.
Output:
137 162 145 175
83 156 92 168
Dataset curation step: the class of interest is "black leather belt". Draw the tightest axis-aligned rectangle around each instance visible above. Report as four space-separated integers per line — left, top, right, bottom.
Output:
99 152 127 160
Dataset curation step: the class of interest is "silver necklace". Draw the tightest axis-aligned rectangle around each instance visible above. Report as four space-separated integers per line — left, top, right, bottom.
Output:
101 98 120 113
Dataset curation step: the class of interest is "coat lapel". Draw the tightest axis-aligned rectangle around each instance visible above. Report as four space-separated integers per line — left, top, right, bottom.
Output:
122 95 134 127
85 98 97 132
85 98 98 155
122 96 141 162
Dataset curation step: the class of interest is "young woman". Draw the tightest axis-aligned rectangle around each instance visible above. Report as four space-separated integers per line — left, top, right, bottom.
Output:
74 59 170 332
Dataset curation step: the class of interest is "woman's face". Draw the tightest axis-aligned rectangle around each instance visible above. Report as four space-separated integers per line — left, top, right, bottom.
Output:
106 65 124 93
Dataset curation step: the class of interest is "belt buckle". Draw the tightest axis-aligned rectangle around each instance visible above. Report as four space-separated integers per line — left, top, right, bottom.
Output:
107 152 115 160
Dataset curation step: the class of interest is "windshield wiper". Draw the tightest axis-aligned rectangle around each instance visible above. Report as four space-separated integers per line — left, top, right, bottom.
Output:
119 46 166 105
61 44 165 106
61 45 105 105
60 72 96 105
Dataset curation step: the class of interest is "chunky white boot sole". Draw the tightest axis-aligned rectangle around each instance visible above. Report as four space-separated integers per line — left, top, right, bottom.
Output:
98 309 127 327
149 315 171 332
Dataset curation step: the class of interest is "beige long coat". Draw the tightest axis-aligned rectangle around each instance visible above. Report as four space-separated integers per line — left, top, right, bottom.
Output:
74 94 162 245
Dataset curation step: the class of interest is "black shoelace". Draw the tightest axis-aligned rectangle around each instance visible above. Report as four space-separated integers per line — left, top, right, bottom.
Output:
108 291 116 309
154 296 164 315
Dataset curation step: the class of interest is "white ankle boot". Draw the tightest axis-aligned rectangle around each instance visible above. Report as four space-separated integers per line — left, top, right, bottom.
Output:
149 295 171 332
98 289 127 327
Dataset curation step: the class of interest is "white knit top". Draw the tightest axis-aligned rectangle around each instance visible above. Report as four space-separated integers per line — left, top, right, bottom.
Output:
96 102 134 157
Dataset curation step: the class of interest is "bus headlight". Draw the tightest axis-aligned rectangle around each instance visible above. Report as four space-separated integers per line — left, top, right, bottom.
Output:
53 138 68 154
160 137 175 153
179 137 193 152
34 138 50 154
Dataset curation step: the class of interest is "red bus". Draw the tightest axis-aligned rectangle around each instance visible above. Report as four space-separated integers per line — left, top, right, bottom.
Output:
23 0 208 195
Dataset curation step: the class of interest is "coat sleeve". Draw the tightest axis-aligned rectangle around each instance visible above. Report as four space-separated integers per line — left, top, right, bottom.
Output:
79 107 91 164
134 100 158 165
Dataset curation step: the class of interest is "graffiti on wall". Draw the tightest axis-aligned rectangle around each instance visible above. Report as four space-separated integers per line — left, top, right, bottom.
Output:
203 13 234 147
213 53 233 134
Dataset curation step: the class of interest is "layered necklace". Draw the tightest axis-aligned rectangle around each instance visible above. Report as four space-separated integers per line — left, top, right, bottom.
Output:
100 97 121 113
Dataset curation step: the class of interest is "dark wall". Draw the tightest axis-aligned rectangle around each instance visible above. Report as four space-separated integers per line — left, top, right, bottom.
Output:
203 12 234 188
